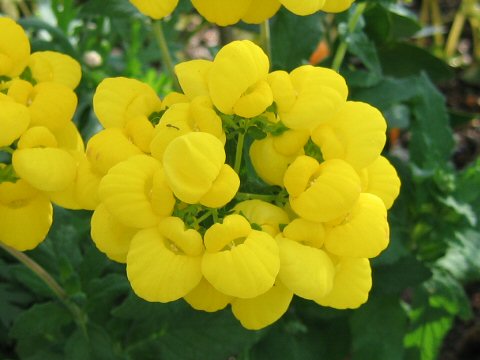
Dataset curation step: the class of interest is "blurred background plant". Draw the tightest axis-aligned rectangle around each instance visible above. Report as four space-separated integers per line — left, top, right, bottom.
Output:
1 0 479 359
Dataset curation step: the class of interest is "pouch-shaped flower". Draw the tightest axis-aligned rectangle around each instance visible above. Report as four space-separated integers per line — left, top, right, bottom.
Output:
315 256 372 309
280 0 325 15
184 278 232 312
233 200 289 237
311 101 387 169
284 156 361 222
162 132 239 207
191 0 252 26
201 214 280 298
208 40 272 118
0 179 52 251
29 51 82 89
325 193 389 258
231 281 293 330
127 217 204 302
129 0 179 19
0 17 30 78
321 0 355 13
0 101 30 147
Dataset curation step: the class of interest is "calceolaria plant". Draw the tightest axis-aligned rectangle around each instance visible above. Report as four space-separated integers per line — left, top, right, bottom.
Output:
87 39 400 330
0 18 84 251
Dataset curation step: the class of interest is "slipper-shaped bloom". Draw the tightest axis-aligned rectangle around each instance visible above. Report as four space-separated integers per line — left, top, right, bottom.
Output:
0 17 30 78
241 0 281 24
129 0 179 19
99 155 175 229
201 214 280 298
0 101 30 147
360 156 401 209
280 0 325 15
208 40 272 118
0 179 52 251
127 217 204 302
93 77 162 128
6 79 33 105
86 128 143 175
284 156 361 222
28 82 78 131
276 234 334 300
315 256 372 309
311 101 387 169
233 200 290 237
162 132 239 207
184 278 232 312
321 0 355 13
268 66 348 130
250 130 309 186
13 127 77 192
150 98 225 161
175 60 212 100
29 51 82 89
231 281 293 330
191 0 252 26
283 218 325 248
74 155 103 210
325 193 389 258
91 203 138 263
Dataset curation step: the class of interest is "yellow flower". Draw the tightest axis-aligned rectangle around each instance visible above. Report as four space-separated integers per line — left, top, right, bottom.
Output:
28 82 78 131
311 101 387 169
280 0 326 16
127 217 204 302
93 77 162 128
321 0 355 13
129 0 179 19
0 179 52 251
175 60 212 100
249 130 308 186
324 193 389 258
233 200 289 237
276 234 334 300
0 101 30 147
29 51 82 89
184 278 233 312
74 155 103 210
0 17 30 78
360 156 401 209
6 79 33 105
201 214 280 298
91 204 137 263
208 40 272 118
231 281 293 330
162 132 239 207
86 128 143 175
315 256 372 309
241 0 281 24
98 155 175 229
150 98 225 161
268 66 348 130
283 217 325 248
190 0 252 26
284 156 361 222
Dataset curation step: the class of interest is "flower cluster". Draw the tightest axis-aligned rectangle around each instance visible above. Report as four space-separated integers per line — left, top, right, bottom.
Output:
130 0 355 25
88 40 400 330
0 18 84 251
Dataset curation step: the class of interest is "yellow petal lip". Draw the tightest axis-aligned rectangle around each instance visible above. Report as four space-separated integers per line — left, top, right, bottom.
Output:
233 200 289 237
362 156 401 209
241 0 281 24
127 227 203 303
191 0 252 26
315 257 372 309
91 203 137 263
93 77 161 128
0 180 52 251
0 101 30 147
157 217 205 257
280 0 326 15
29 51 82 89
130 0 179 19
284 157 361 223
321 0 355 13
174 60 212 99
13 148 77 192
0 17 30 77
325 193 389 258
231 281 293 330
184 277 232 312
202 215 280 299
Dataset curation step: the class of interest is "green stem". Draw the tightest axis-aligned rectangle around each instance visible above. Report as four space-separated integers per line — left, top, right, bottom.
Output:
234 131 246 175
151 20 180 91
331 2 367 72
0 147 14 154
196 210 213 225
0 243 88 336
260 20 272 59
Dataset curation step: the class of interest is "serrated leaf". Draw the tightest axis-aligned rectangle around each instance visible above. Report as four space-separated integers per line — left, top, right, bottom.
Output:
10 302 71 340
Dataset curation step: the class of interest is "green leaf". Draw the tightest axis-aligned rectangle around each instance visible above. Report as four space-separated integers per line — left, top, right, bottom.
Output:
64 324 119 360
10 302 71 340
350 295 408 360
271 10 324 71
